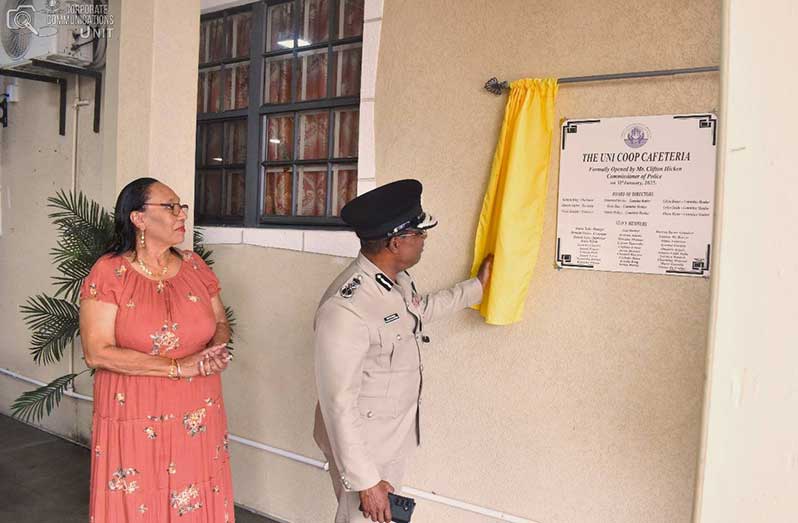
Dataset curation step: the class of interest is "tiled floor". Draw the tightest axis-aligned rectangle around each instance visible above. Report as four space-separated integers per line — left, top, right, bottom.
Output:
0 414 279 523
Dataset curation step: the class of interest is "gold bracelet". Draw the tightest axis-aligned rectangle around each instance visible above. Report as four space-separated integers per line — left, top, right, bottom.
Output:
168 358 179 380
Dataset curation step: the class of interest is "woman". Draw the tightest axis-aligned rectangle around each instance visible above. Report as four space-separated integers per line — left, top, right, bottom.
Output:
80 177 235 522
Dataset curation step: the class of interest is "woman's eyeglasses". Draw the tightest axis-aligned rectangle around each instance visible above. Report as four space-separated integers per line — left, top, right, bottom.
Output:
141 203 189 216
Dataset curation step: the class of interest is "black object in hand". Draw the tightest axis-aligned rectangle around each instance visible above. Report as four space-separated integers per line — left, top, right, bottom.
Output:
359 493 416 522
388 493 415 523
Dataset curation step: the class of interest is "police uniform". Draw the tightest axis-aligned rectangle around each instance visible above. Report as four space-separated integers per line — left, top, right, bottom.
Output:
313 180 483 522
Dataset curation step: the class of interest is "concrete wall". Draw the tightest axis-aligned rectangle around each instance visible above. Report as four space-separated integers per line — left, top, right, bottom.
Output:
218 1 719 522
1 1 721 523
693 1 798 521
0 73 103 444
104 0 200 249
369 2 717 522
212 246 345 521
1 0 200 444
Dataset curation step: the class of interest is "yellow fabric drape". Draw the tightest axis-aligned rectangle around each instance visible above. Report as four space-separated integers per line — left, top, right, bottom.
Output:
470 78 558 325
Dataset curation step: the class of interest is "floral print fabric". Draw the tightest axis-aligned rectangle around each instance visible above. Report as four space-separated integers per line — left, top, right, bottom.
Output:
80 252 234 522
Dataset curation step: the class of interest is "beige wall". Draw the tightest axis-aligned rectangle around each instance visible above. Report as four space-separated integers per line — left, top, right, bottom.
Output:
694 0 798 521
1 0 200 442
0 74 103 443
213 2 720 523
370 2 717 522
1 1 721 522
104 0 199 249
210 246 346 521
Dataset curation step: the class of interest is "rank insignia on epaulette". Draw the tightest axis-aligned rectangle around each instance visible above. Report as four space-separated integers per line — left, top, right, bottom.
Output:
375 273 394 292
340 274 363 298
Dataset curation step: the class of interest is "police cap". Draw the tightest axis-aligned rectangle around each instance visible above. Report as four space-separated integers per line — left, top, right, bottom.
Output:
340 179 438 240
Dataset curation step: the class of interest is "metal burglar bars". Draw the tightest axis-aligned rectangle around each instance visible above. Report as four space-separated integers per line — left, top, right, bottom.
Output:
196 0 364 229
196 4 252 226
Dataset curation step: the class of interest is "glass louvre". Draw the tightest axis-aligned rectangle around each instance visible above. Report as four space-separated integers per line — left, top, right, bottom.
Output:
197 1 363 226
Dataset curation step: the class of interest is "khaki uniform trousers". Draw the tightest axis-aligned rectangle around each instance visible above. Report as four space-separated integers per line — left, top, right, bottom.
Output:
324 454 407 523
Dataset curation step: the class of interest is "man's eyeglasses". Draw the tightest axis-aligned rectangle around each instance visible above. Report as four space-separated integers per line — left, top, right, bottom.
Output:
395 229 427 239
141 203 189 216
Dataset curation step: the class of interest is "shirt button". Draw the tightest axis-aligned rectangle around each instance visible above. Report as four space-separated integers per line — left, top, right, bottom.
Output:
419 364 424 372
366 411 374 418
396 334 402 340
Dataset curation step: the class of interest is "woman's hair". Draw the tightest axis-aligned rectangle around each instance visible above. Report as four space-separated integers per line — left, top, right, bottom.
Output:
105 177 160 256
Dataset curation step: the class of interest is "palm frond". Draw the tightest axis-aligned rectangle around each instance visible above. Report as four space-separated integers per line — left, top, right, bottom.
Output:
193 227 214 266
11 371 88 423
48 190 114 237
224 305 237 332
224 305 237 352
51 255 96 302
19 295 80 365
193 227 205 246
47 190 114 300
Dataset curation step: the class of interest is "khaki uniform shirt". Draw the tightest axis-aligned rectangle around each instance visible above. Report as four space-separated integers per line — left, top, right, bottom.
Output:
313 253 483 492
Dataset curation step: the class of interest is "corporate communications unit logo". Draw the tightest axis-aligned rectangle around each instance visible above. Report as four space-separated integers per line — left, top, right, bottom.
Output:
5 0 114 38
622 123 650 148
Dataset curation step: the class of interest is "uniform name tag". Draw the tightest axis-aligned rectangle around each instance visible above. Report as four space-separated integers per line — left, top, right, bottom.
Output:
384 313 400 324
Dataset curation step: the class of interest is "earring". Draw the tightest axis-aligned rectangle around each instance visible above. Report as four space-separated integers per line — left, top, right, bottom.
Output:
139 231 145 246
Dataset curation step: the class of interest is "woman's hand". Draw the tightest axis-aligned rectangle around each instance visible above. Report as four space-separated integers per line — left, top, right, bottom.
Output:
194 294 234 377
202 343 232 375
178 345 230 377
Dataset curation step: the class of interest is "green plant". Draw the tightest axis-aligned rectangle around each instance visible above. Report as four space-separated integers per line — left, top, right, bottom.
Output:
194 227 237 334
12 191 235 423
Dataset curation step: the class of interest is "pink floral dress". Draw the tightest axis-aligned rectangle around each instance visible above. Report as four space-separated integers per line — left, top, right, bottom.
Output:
80 251 235 522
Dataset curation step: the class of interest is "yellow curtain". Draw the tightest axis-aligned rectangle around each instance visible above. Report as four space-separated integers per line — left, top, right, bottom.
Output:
470 78 558 325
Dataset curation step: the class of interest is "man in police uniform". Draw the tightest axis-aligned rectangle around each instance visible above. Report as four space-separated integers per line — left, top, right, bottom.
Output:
313 179 493 523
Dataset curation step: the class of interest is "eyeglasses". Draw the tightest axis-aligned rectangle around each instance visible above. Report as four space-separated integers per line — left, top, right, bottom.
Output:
141 202 189 216
396 229 427 239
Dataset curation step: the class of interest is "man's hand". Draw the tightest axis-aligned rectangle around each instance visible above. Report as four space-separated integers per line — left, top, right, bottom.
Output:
477 253 494 289
359 480 394 522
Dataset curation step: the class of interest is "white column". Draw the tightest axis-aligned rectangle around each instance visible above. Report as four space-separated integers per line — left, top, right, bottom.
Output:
693 1 798 521
103 0 200 248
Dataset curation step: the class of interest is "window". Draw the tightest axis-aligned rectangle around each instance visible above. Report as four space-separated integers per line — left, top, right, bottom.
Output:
196 0 364 228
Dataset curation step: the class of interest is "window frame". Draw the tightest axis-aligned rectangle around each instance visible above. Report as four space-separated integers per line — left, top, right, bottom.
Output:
195 117 248 225
196 0 363 230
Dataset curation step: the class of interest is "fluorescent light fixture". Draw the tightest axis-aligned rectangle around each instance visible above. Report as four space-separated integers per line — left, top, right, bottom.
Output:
212 157 223 162
277 38 310 48
269 138 281 144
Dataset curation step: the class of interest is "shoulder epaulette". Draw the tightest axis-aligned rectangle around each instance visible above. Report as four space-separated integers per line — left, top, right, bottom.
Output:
339 274 363 298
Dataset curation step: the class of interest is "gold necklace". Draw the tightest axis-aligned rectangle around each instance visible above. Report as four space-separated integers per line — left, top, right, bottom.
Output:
136 257 169 278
